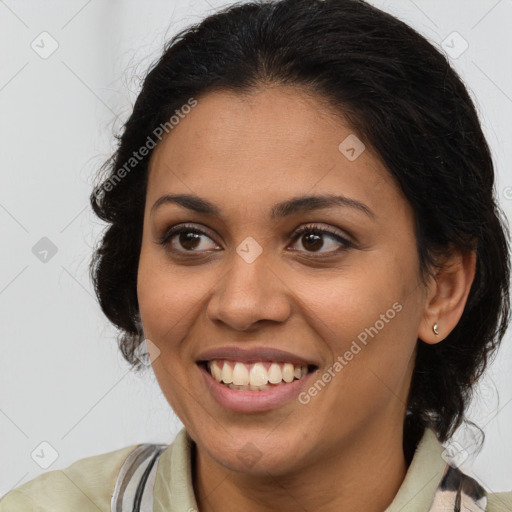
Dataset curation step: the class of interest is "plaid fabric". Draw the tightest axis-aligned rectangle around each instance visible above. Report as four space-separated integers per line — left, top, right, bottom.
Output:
429 463 488 512
111 444 490 512
111 443 166 512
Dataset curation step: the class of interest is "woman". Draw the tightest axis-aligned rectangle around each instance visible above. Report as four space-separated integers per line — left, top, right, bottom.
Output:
2 0 511 510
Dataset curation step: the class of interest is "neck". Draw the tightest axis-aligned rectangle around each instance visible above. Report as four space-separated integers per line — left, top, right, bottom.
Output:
193 421 413 512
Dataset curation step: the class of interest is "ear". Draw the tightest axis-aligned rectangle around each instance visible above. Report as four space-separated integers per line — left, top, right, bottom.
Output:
417 246 477 344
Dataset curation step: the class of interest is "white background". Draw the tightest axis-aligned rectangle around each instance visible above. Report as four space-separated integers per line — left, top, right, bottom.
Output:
1 0 511 498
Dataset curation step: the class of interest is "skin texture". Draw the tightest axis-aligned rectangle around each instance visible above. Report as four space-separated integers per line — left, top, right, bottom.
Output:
137 86 476 512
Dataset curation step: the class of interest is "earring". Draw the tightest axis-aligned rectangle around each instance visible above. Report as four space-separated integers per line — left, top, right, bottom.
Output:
433 323 440 336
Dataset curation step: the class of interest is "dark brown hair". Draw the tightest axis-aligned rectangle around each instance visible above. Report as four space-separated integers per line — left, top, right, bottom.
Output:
89 0 511 459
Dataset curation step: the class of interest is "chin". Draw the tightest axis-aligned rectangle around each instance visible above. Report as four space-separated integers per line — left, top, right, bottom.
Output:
196 425 311 476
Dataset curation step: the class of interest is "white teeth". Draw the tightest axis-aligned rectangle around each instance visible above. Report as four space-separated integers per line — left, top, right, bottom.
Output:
221 362 233 384
268 363 283 384
230 383 273 391
282 363 295 383
232 362 249 385
206 360 310 390
210 361 222 381
249 362 268 386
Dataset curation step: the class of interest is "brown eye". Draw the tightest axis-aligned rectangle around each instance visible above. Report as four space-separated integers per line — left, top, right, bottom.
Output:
157 225 219 254
289 224 353 255
300 232 324 252
178 231 202 250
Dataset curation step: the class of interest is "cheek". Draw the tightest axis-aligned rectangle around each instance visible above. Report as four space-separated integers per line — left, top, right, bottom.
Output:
306 281 407 364
136 248 216 347
136 251 211 422
298 253 419 389
301 253 414 341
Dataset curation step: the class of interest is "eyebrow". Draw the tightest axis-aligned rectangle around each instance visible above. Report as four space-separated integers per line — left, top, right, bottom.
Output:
150 193 375 220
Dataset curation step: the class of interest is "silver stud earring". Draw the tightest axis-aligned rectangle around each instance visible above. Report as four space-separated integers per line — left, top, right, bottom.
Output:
433 323 440 336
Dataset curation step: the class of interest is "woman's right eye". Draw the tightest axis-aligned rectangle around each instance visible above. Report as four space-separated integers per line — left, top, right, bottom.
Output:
157 224 220 254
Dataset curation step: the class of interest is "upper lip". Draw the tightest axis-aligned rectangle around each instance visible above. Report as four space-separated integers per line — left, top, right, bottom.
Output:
196 346 319 368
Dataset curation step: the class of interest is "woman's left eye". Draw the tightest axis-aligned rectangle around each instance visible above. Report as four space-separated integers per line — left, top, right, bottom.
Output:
157 223 353 256
289 224 353 255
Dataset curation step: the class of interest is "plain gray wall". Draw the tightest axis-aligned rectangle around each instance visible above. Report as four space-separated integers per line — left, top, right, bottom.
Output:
1 0 511 497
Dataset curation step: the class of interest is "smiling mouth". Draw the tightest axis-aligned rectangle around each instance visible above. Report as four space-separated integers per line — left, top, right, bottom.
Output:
199 360 318 391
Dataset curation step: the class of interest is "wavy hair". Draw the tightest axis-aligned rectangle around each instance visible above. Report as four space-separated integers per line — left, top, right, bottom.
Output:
89 0 511 459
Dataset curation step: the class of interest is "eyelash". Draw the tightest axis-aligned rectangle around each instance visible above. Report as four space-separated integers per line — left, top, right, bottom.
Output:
157 223 354 257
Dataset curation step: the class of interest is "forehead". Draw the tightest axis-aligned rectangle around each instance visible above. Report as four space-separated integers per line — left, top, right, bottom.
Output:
146 86 406 221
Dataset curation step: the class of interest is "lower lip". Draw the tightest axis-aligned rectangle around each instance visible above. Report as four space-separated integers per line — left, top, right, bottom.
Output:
198 364 316 413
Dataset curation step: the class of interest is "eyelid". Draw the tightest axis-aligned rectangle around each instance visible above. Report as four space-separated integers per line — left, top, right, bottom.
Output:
157 223 219 247
289 223 354 245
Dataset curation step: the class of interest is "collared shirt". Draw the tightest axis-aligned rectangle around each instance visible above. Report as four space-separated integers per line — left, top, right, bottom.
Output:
1 427 511 511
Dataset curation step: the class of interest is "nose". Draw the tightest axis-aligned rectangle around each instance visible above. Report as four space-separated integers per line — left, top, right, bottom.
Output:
206 249 292 332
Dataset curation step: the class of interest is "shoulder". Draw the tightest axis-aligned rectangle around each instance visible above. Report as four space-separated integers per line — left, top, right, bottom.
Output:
0 444 142 511
437 464 512 512
439 465 512 512
486 490 512 511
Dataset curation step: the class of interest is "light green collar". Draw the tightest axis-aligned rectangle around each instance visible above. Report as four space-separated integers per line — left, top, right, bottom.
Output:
153 426 447 511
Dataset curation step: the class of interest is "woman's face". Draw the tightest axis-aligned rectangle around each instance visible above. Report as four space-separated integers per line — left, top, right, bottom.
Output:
137 86 430 475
